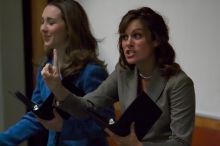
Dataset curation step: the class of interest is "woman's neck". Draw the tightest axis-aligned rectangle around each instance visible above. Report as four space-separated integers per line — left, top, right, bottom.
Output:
137 58 156 77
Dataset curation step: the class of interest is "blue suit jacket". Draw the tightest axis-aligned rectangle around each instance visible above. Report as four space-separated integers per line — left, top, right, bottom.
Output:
0 63 114 146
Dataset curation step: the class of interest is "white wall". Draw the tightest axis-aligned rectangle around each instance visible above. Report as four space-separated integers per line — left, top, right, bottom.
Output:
0 1 27 146
77 0 220 119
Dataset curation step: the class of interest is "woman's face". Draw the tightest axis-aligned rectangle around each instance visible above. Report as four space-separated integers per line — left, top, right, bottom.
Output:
40 5 68 50
121 19 157 65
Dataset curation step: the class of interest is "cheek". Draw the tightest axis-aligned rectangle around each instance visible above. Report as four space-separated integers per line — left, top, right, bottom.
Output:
121 41 126 53
136 41 155 58
54 28 68 43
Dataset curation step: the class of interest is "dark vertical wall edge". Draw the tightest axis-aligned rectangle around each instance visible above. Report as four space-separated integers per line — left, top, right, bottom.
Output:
21 1 49 146
22 0 33 98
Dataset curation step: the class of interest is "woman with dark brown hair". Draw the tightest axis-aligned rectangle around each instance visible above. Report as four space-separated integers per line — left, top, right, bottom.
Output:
42 7 195 146
0 0 114 146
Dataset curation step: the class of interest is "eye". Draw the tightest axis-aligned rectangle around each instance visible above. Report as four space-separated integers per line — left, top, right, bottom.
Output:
120 34 128 41
48 20 56 25
46 18 57 25
132 33 142 40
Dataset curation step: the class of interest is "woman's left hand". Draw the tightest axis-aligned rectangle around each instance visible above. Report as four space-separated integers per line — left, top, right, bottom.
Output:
105 122 143 146
37 109 63 132
41 49 62 94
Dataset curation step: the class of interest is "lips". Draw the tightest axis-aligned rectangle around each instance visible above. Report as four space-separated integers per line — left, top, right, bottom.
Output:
125 50 136 58
42 35 51 41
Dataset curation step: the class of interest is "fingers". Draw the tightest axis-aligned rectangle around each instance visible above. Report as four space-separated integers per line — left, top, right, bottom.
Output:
104 128 121 146
41 63 53 78
105 123 136 138
41 49 61 80
53 49 58 69
41 63 60 80
104 128 120 141
104 128 115 137
52 49 61 77
37 117 46 124
130 122 136 136
36 117 49 129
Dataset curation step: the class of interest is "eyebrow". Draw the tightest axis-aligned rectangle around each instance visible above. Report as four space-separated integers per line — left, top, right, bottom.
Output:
132 28 144 32
42 17 59 25
121 28 144 35
41 16 57 21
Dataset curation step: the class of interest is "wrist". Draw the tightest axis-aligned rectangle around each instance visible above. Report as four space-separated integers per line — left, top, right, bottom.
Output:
53 85 69 101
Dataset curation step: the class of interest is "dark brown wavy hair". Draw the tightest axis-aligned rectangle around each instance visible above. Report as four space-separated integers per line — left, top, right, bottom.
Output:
118 7 180 78
42 0 105 77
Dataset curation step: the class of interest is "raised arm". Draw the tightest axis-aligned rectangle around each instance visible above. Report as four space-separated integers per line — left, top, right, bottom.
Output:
41 49 118 117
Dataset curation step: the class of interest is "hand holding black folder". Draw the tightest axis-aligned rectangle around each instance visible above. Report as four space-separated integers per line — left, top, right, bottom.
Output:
12 75 85 120
87 92 162 141
13 91 56 120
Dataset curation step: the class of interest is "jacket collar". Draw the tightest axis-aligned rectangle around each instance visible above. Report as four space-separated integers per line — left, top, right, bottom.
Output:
120 65 167 110
121 66 139 109
145 67 167 102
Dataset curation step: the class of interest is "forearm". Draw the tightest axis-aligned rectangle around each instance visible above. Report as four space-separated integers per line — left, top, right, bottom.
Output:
57 90 93 118
0 112 44 145
54 80 115 118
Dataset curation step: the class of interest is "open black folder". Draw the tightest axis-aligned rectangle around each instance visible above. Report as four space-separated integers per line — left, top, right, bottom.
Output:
11 75 85 120
86 92 162 141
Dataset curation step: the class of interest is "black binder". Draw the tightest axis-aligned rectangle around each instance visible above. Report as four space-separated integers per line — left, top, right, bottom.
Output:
87 91 162 141
11 75 85 120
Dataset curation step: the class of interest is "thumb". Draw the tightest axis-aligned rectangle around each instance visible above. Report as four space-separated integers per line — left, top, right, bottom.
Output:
130 122 136 135
104 128 115 137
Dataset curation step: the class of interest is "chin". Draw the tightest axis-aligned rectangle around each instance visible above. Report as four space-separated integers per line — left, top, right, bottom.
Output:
44 43 53 49
126 59 137 65
44 45 53 52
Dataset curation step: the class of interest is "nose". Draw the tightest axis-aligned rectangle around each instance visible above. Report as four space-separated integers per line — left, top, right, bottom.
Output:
40 22 47 33
125 36 134 47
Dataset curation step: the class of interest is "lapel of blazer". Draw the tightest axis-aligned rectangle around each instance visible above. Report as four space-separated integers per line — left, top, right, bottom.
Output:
119 66 167 110
147 67 167 102
120 67 138 110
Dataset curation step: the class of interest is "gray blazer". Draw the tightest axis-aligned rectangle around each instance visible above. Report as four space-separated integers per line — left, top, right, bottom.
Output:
60 64 195 146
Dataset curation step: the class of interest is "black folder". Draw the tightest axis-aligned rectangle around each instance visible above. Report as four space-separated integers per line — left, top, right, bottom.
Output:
87 91 162 141
11 75 85 120
13 91 56 120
